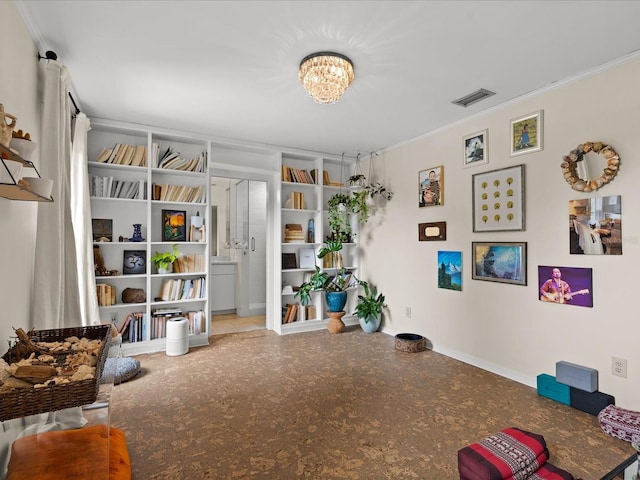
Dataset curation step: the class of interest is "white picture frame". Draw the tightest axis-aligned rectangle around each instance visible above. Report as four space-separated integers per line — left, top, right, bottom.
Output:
298 248 316 269
463 129 488 168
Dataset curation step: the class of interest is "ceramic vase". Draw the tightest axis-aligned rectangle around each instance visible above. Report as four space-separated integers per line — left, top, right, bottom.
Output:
358 313 381 333
325 291 347 312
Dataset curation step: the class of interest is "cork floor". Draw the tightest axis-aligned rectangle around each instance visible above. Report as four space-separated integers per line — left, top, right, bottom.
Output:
211 313 266 335
111 328 632 479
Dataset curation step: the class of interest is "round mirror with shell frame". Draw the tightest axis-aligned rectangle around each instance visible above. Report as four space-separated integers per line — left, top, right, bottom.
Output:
561 141 620 192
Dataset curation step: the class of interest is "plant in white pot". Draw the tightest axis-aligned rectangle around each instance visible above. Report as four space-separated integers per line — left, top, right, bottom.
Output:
354 280 386 333
151 244 181 274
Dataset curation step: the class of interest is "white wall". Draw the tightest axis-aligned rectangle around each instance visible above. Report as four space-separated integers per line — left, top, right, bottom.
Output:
0 2 42 341
359 56 640 409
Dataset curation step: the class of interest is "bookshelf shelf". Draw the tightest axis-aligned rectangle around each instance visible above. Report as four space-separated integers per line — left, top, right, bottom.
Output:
88 121 210 355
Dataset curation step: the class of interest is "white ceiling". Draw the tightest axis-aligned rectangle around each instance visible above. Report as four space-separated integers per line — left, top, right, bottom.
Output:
16 1 640 157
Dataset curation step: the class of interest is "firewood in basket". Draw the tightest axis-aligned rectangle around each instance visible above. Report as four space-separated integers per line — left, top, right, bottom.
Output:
13 365 57 384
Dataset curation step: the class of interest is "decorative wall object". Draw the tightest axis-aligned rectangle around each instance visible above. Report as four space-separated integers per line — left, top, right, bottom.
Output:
418 165 443 207
538 265 593 308
472 241 527 285
282 253 297 270
561 141 620 192
418 222 447 241
463 129 488 168
437 251 462 291
510 110 543 156
92 219 113 242
569 195 622 255
123 250 146 275
472 164 525 232
162 209 186 242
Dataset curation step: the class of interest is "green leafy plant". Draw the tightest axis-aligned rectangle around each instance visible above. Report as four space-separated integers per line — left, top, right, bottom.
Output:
327 193 354 242
295 264 355 306
150 244 181 270
354 281 386 323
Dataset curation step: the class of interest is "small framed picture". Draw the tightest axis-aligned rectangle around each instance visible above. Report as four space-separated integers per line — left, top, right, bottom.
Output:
472 164 525 232
418 166 443 207
123 250 146 275
282 253 297 270
438 251 462 291
162 209 186 242
510 110 543 156
298 248 316 269
538 265 593 307
463 129 488 168
472 242 527 285
418 222 447 241
92 218 113 242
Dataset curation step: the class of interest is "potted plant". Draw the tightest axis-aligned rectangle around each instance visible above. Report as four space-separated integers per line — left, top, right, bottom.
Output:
354 280 386 333
317 238 344 270
151 244 181 274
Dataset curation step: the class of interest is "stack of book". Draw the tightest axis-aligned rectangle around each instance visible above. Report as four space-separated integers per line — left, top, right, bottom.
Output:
158 277 206 301
172 254 205 273
281 165 317 184
95 144 147 167
323 170 344 187
155 145 207 173
151 183 205 203
96 283 116 306
284 224 304 243
149 307 183 340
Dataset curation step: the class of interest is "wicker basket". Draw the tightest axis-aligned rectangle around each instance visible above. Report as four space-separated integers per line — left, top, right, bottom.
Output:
0 325 111 421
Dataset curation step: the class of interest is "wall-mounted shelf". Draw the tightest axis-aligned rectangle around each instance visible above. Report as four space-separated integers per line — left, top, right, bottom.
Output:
0 144 53 202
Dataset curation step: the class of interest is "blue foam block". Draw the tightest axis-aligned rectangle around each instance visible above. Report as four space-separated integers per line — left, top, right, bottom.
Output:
536 373 571 405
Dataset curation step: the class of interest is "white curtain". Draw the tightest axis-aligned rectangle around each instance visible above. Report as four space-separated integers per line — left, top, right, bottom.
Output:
32 60 100 328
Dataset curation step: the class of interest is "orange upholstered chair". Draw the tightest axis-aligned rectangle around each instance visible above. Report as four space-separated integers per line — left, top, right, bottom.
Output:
6 424 130 480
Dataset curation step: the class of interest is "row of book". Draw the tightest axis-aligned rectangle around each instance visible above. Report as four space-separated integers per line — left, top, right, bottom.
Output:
158 277 206 301
280 166 344 187
96 283 116 306
152 183 205 203
153 145 207 173
95 144 147 167
90 175 147 199
282 303 317 323
284 191 306 209
118 309 205 342
172 254 206 273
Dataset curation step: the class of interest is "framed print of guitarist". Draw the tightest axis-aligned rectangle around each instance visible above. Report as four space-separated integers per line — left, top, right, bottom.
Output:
538 266 593 307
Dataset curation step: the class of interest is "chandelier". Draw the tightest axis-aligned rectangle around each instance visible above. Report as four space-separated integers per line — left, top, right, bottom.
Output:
298 52 355 104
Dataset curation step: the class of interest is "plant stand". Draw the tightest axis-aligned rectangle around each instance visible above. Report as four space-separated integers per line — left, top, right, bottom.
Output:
327 311 346 333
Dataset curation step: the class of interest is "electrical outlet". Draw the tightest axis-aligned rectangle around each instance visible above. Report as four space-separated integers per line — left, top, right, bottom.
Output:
405 306 411 318
612 357 627 378
110 313 118 324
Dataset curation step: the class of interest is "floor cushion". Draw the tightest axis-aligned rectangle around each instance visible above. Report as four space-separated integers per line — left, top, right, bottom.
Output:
597 404 640 443
458 427 549 480
6 424 131 480
102 357 141 384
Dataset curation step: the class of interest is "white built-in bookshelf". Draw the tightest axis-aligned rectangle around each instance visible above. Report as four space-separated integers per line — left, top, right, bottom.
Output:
88 121 209 355
278 153 360 334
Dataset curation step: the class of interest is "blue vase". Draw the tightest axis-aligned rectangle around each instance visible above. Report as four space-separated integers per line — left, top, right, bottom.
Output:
325 291 347 312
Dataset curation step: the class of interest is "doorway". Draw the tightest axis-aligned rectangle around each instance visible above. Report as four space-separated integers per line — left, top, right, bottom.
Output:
210 175 268 334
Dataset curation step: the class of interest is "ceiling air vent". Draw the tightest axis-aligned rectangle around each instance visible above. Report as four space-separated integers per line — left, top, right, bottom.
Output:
452 88 495 108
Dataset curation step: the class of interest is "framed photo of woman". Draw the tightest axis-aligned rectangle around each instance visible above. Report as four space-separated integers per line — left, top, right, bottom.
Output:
419 166 443 207
510 110 543 156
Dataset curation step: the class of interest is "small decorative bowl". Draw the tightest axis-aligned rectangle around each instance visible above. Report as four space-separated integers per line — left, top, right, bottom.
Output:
10 138 38 162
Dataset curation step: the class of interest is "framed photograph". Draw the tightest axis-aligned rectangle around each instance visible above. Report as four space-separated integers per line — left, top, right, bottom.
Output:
538 265 593 307
123 250 146 275
472 164 525 232
298 248 316 269
418 222 447 241
510 110 543 156
162 209 186 242
282 252 297 270
472 242 527 285
92 218 113 242
463 129 488 168
569 195 622 255
419 166 443 207
438 251 462 291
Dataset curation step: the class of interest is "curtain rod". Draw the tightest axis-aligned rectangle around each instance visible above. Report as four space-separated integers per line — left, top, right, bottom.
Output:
37 50 81 116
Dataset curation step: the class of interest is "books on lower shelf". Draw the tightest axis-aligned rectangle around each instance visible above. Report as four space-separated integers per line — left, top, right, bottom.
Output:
95 144 147 167
282 303 316 323
90 175 146 199
158 277 206 301
152 183 205 203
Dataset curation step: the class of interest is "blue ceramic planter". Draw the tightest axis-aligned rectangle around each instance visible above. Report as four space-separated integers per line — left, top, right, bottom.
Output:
358 314 381 333
325 291 347 312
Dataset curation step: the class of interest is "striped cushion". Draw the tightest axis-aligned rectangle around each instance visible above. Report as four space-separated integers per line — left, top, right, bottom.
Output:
598 404 640 443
